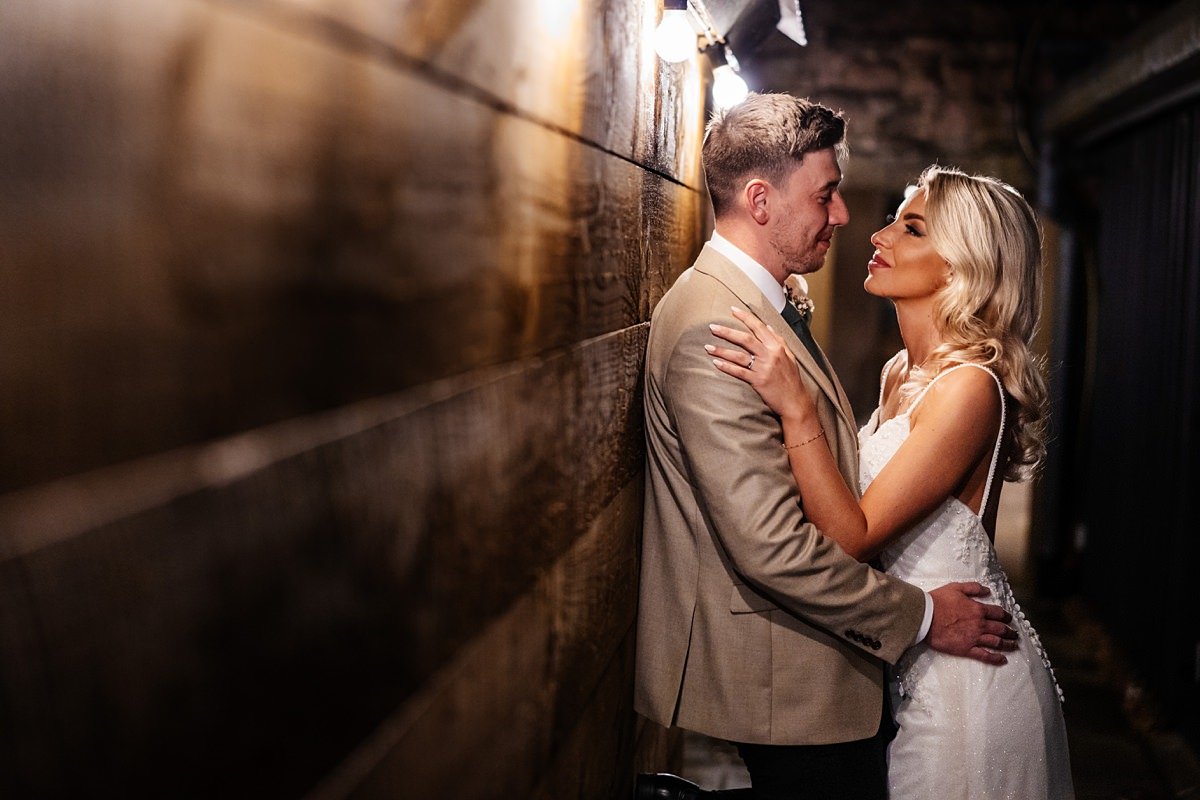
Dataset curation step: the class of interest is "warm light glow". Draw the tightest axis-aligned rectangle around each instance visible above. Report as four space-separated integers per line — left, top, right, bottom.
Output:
654 8 695 63
533 0 578 38
712 64 748 109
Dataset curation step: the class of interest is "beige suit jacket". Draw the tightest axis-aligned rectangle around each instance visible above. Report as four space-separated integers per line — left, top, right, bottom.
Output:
634 245 926 745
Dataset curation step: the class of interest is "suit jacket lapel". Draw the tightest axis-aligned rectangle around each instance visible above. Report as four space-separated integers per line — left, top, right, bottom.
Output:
825 354 856 434
694 245 856 435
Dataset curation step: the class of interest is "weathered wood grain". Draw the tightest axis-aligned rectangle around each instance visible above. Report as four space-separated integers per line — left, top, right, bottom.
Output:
632 713 682 774
0 327 649 797
306 477 646 799
260 0 706 186
0 0 702 491
0 558 59 795
1 0 706 794
530 629 640 800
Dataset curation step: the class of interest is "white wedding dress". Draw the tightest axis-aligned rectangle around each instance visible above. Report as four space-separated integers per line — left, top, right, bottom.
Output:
858 361 1075 800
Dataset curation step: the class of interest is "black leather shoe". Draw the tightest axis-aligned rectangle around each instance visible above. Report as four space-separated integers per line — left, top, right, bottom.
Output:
635 773 705 800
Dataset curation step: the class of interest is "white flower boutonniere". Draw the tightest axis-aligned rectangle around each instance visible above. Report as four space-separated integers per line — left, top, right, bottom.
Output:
785 278 815 320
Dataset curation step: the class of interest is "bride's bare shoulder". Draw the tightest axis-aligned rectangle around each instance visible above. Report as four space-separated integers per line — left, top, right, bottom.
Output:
912 365 1003 430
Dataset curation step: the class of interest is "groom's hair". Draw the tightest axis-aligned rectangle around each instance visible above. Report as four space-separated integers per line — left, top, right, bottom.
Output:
703 93 848 218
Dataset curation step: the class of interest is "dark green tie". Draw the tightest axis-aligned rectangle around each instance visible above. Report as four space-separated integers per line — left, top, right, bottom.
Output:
781 301 831 381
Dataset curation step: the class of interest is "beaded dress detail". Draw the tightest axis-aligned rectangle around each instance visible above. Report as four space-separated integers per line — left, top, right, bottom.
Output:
859 359 1074 800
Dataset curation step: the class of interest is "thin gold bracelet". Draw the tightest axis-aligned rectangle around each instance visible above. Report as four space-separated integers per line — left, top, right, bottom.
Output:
782 430 825 450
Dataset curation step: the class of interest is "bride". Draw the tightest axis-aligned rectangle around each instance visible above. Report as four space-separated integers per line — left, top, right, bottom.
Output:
708 166 1075 799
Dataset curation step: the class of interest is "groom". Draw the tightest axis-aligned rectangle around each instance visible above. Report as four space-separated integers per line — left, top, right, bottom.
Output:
634 94 1015 799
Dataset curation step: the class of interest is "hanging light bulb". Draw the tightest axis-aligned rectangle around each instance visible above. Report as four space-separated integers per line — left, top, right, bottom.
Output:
710 46 749 110
712 65 749 109
654 0 695 63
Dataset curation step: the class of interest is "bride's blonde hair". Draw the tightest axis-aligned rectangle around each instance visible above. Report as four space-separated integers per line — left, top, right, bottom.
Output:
901 165 1049 481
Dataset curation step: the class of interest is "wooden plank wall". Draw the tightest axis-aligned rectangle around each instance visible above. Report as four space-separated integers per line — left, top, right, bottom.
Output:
0 0 705 795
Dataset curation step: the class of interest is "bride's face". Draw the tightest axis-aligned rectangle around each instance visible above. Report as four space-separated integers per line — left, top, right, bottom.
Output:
863 189 951 301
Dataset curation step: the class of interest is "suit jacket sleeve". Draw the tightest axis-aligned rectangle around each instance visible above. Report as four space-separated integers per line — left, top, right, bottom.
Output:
665 311 925 665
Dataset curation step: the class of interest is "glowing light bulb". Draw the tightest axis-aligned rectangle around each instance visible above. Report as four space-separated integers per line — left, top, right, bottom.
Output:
712 64 749 109
654 6 695 63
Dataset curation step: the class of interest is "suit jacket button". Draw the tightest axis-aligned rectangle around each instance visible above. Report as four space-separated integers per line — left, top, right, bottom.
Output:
871 640 881 651
844 630 854 639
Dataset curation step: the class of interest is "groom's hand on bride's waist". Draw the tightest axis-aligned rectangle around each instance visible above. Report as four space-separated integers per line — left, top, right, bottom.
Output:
926 582 1017 665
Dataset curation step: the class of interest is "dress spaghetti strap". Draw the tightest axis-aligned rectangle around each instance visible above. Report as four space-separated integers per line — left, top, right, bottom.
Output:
907 363 1007 518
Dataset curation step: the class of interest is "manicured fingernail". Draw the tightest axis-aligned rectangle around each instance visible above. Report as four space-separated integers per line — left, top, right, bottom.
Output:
704 344 715 352
731 306 742 313
709 324 718 331
712 358 722 366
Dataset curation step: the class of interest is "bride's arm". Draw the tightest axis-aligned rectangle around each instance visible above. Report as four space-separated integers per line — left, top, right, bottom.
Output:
710 310 1002 561
859 369 1002 548
708 309 870 557
776 412 872 558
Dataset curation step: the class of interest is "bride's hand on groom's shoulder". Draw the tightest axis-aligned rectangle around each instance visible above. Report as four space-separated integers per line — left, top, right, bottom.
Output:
707 307 814 421
928 582 1018 666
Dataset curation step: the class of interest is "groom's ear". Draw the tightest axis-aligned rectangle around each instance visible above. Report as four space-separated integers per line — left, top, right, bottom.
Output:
744 179 770 225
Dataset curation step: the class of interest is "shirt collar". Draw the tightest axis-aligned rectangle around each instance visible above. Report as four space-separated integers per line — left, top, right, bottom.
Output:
708 230 807 314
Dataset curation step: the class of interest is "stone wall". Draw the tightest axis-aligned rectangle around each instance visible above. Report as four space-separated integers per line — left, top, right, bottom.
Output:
742 0 1177 416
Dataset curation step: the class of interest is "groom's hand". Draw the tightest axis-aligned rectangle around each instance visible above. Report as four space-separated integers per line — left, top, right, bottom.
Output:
928 582 1017 665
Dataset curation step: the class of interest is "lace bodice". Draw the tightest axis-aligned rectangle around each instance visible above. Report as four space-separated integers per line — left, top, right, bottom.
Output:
860 413 1005 587
858 361 1063 704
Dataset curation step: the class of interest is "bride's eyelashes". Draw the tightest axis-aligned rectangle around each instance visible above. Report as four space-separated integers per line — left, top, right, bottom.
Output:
883 213 924 236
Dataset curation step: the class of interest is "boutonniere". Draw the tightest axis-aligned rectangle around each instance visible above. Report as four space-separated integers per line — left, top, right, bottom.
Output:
785 280 815 319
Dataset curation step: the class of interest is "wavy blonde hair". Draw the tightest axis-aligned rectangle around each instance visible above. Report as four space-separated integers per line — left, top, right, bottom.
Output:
900 165 1049 481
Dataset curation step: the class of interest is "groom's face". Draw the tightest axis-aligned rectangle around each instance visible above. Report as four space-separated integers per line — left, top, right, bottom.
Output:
768 148 849 276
